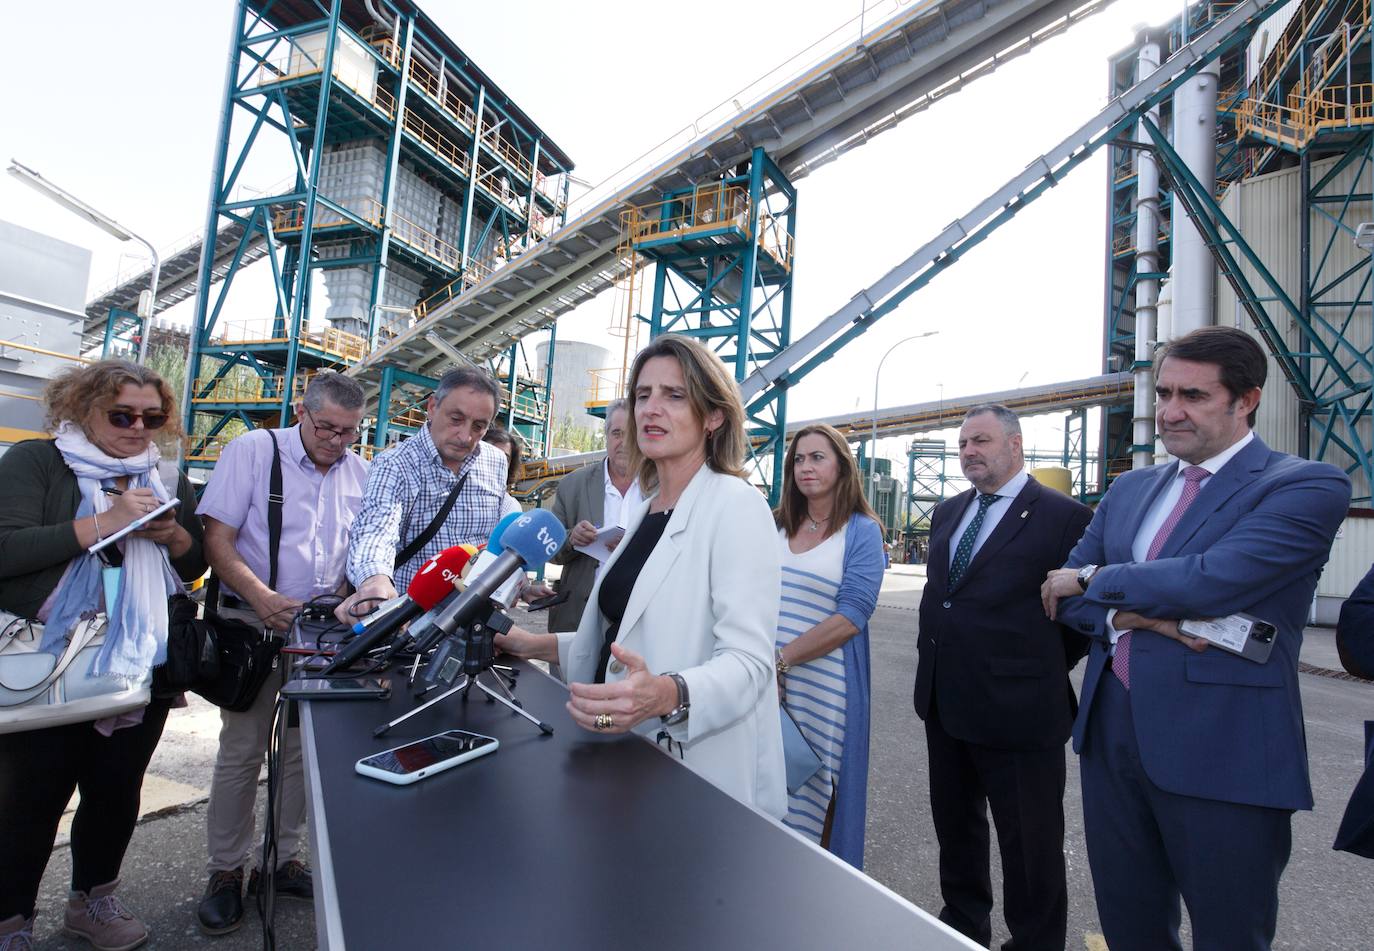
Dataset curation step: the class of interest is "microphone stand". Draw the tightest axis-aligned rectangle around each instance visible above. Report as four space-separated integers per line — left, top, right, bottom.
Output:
373 609 553 738
373 668 551 738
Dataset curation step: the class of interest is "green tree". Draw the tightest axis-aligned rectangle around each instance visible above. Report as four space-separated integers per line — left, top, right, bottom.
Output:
549 412 604 454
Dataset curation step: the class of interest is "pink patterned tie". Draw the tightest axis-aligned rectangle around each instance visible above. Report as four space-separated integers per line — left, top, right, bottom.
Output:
1112 465 1210 689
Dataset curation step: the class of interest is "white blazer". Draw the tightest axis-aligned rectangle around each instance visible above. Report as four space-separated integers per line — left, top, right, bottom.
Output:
557 465 787 819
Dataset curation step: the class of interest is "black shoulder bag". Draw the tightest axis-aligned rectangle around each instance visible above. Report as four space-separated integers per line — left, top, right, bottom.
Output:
392 471 468 573
156 432 287 711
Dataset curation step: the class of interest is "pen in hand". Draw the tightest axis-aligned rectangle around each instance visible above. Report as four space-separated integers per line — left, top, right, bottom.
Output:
101 487 124 496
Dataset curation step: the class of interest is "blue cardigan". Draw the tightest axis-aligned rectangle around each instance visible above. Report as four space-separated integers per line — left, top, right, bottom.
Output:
828 513 885 869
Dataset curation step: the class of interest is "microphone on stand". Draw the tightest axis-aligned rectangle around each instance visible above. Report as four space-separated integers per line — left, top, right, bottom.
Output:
321 546 474 674
380 544 479 662
427 509 566 641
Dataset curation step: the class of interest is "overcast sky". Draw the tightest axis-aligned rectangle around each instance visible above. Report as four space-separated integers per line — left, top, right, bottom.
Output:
0 0 1189 468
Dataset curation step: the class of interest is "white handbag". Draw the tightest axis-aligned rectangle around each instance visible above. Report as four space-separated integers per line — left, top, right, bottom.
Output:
0 611 151 734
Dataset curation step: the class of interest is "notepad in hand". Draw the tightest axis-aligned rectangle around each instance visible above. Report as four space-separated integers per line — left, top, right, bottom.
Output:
573 524 626 563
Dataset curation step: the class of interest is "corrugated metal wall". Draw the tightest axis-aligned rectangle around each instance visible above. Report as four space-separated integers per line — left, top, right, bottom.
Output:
1216 158 1374 606
1216 162 1306 459
1321 515 1374 602
1246 1 1302 82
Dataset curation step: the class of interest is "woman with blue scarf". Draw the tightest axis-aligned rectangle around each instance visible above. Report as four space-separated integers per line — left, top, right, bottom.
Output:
0 360 205 951
773 423 885 870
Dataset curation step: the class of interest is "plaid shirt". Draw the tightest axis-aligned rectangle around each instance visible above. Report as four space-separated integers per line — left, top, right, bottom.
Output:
347 423 508 590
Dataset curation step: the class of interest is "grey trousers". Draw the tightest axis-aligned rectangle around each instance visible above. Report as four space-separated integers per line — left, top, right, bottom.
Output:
204 605 306 874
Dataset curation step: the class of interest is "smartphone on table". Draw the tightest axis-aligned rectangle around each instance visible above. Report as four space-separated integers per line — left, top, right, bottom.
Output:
280 676 390 700
355 730 499 785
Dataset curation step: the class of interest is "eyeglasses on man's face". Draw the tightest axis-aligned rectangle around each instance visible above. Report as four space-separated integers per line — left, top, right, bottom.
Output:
304 407 361 443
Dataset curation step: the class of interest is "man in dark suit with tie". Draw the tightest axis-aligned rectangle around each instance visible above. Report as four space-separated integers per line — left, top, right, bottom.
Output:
1042 326 1350 951
915 403 1093 950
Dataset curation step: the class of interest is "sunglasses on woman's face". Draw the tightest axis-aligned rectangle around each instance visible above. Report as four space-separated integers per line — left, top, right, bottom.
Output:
106 409 170 431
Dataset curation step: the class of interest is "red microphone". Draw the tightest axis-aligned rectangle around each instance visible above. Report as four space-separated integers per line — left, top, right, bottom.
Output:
323 546 475 673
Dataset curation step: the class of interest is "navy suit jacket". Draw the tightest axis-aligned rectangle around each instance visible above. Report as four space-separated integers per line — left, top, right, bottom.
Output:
915 476 1093 750
1334 564 1374 857
1337 563 1374 679
1059 436 1350 811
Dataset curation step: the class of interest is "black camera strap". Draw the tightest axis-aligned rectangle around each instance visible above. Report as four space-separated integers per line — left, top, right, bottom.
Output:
393 471 468 572
266 430 283 591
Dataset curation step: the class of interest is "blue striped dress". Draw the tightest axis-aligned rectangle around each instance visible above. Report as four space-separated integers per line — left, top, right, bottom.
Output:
776 529 848 843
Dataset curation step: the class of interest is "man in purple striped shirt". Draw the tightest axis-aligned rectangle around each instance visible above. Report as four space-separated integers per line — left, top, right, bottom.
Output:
194 371 369 935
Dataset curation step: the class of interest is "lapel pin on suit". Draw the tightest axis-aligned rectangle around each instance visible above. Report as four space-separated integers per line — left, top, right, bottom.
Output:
1020 510 1029 519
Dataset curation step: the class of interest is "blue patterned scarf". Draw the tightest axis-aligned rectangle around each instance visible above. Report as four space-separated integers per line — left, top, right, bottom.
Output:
42 423 182 685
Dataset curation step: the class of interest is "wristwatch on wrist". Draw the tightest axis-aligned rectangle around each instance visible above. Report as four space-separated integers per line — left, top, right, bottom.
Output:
1077 564 1099 591
661 672 690 725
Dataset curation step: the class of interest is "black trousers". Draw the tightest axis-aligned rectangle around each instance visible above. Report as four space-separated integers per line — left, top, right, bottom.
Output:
0 700 170 920
924 705 1068 951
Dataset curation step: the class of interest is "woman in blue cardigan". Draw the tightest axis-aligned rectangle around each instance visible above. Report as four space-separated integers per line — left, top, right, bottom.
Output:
773 423 885 869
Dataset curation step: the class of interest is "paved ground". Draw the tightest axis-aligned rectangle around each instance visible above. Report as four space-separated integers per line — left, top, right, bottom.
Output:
864 566 1374 951
26 566 1374 949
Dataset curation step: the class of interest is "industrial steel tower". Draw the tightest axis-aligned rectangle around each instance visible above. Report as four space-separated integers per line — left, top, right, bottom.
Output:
184 0 572 465
624 147 797 500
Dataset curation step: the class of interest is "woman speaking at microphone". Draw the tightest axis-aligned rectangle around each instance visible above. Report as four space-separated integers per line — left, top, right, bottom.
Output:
496 335 786 818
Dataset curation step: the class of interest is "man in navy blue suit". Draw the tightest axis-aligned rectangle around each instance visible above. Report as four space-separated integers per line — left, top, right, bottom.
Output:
1041 326 1350 951
915 404 1092 950
1333 565 1374 858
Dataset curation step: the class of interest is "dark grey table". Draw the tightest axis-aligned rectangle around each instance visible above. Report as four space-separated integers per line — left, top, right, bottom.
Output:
298 661 974 950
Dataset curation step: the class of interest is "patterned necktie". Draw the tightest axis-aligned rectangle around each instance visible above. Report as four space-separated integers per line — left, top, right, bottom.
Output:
1112 465 1210 689
948 493 998 588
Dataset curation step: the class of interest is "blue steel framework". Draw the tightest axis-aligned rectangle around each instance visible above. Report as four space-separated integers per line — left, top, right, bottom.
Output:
1230 0 1374 499
738 3 1283 509
183 0 571 465
631 147 797 501
101 308 142 358
1101 3 1248 485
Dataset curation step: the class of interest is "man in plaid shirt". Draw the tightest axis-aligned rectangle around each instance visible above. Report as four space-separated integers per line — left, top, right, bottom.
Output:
335 367 509 623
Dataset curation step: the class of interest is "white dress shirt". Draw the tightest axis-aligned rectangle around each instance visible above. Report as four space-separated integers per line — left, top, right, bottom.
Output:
603 461 644 529
1105 430 1255 644
948 467 1031 570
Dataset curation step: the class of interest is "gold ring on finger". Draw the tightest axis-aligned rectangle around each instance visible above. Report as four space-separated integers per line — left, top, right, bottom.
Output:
595 713 613 731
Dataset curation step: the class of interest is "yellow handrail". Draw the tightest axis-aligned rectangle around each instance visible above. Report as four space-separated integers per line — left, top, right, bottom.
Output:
272 196 385 235
208 320 368 363
1237 81 1374 149
0 339 91 364
402 108 471 172
586 367 628 407
390 210 462 271
189 373 311 405
623 183 751 245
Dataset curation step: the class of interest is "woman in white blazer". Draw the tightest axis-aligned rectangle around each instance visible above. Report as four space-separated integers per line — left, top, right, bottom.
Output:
497 335 786 818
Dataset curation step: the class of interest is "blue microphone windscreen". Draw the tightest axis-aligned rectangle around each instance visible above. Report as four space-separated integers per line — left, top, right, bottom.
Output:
486 511 523 554
501 509 567 568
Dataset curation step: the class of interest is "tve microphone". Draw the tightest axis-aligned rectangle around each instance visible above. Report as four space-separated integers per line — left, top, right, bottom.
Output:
428 509 566 641
466 514 528 608
321 546 473 673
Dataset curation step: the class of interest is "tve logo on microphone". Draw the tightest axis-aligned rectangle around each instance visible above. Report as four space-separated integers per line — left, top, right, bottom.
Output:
513 512 564 561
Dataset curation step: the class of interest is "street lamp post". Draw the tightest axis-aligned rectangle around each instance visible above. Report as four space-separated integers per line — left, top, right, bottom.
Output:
871 331 938 513
8 159 161 363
